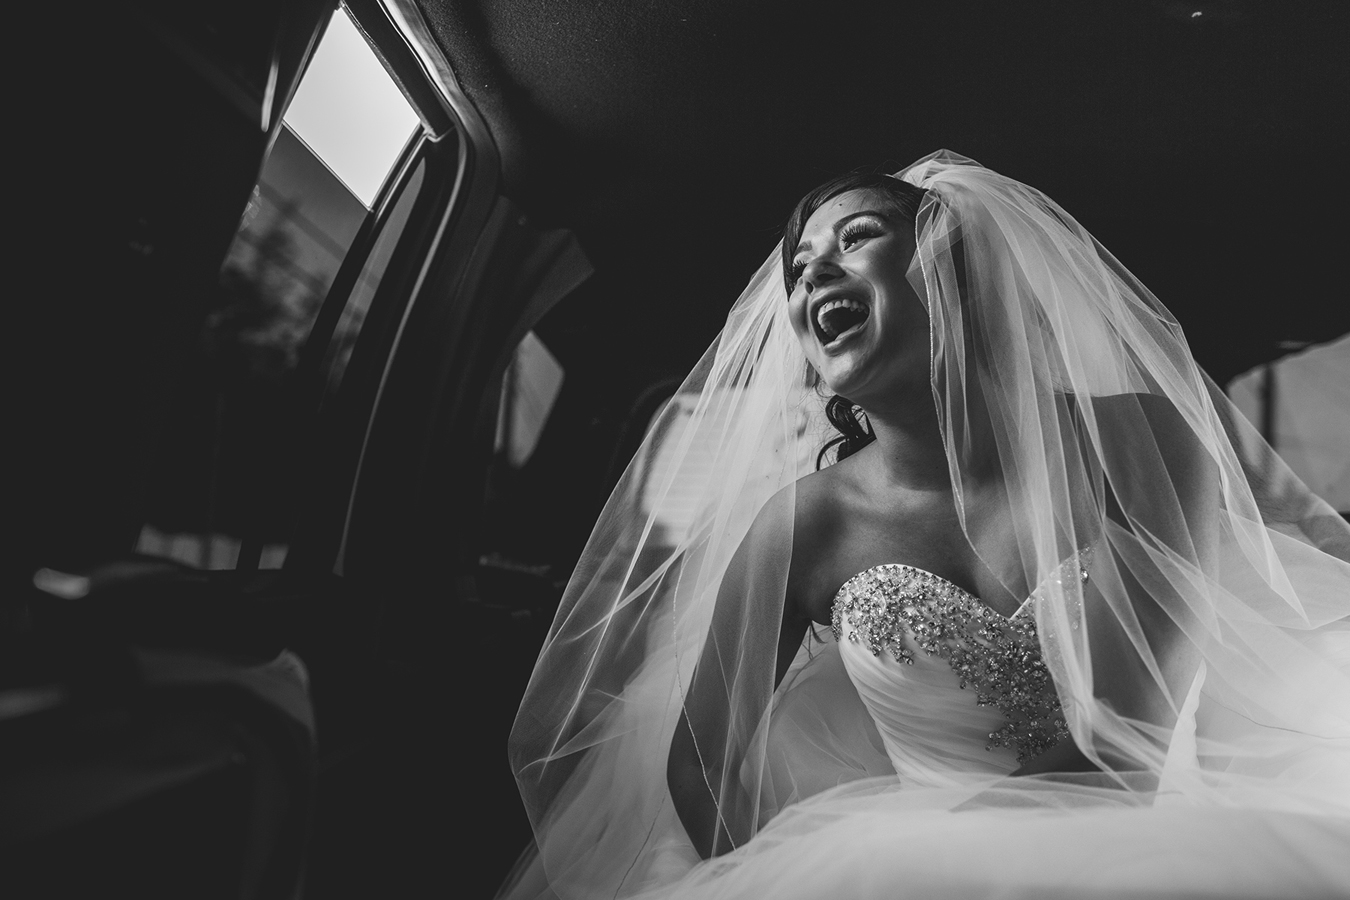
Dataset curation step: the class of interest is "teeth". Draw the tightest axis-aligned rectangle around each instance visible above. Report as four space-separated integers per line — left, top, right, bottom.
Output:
815 297 868 340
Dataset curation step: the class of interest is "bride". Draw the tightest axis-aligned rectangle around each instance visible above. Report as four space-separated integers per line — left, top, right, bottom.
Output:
502 152 1350 898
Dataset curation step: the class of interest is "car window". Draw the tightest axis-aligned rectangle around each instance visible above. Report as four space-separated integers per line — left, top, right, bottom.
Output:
1228 333 1350 513
135 7 421 570
317 159 427 415
283 7 420 208
495 331 566 469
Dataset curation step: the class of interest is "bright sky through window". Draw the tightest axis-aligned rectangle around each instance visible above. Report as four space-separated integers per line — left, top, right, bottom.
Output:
283 7 419 207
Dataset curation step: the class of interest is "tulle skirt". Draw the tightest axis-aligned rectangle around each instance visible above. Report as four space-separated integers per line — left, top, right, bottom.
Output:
503 638 1350 900
503 771 1350 900
640 781 1350 899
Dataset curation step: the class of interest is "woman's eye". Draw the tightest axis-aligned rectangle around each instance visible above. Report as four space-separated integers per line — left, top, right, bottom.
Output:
789 260 807 284
839 221 882 249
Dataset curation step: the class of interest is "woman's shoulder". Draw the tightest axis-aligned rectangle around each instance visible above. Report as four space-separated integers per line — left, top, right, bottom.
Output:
739 462 860 620
733 464 855 579
782 460 856 537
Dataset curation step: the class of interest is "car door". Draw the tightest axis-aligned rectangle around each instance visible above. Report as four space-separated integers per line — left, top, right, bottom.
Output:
9 1 590 895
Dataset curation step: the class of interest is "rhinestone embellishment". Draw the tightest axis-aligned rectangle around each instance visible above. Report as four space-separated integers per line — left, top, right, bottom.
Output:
831 559 1089 763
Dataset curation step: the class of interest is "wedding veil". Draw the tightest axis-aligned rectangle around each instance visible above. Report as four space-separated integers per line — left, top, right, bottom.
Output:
505 151 1350 899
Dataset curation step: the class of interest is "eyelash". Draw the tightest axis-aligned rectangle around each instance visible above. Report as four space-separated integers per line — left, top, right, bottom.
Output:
790 219 884 286
839 220 881 247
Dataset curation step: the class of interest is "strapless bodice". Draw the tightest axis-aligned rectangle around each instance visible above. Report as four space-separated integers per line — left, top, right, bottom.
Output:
831 560 1087 787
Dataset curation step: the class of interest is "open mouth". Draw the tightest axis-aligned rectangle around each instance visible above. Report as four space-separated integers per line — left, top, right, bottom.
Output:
815 297 870 345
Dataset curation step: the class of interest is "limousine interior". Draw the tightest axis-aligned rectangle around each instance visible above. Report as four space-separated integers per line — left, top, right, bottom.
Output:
8 1 1347 897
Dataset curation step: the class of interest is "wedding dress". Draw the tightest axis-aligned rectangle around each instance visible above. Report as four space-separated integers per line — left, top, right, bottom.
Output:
633 560 1350 899
502 152 1350 900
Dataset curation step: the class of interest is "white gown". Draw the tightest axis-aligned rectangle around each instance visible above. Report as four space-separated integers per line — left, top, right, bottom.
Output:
635 562 1350 900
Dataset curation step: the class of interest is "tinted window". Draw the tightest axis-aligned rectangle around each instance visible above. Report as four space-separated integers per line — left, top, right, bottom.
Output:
136 11 421 570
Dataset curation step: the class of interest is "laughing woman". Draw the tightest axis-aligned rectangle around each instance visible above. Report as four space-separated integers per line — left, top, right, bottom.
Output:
503 152 1350 899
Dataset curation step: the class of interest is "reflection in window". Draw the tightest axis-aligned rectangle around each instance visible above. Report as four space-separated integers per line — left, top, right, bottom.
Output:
480 331 568 574
135 15 423 570
136 126 369 569
495 331 565 468
319 160 426 412
222 126 368 381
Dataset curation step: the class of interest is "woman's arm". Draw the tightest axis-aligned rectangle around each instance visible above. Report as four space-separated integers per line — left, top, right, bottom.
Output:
1027 394 1218 777
1007 394 1218 780
667 492 809 860
667 610 807 858
1093 394 1216 723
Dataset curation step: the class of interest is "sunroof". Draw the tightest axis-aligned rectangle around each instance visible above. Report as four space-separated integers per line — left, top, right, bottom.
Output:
283 6 420 207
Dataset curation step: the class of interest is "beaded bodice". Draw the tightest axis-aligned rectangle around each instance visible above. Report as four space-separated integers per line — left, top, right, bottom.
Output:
831 558 1088 771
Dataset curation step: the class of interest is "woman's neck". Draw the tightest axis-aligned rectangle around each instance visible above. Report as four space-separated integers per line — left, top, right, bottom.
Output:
860 402 952 493
860 389 1000 494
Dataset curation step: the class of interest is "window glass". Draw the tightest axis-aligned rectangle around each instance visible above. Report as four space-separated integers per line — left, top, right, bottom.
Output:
480 330 569 574
318 159 427 413
283 6 420 207
1228 333 1350 512
136 17 423 571
635 393 718 548
494 331 566 468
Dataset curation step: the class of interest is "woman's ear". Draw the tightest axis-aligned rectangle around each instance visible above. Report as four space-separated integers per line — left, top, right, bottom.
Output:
803 363 821 390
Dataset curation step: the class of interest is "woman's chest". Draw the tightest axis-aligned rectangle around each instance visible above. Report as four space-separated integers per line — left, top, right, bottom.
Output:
829 562 1070 769
794 500 1024 627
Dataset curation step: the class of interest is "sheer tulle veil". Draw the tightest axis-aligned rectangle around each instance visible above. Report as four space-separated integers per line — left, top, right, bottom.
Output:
503 151 1350 899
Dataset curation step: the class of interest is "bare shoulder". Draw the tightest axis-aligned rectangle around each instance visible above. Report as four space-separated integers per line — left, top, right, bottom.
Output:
733 455 875 625
789 461 857 541
770 461 861 624
739 466 845 555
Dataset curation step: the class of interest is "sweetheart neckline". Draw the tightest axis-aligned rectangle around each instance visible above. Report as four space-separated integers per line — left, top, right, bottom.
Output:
830 547 1099 625
831 563 1033 623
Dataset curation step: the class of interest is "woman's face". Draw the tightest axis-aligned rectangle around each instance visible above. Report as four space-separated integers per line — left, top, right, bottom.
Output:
787 189 930 410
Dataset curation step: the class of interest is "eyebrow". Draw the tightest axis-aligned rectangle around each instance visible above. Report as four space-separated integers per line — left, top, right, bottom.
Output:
794 210 890 257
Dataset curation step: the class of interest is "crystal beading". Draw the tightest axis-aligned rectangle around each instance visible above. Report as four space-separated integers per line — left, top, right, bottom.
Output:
831 557 1090 763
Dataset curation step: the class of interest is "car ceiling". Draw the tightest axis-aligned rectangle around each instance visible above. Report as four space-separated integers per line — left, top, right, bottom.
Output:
417 0 1348 388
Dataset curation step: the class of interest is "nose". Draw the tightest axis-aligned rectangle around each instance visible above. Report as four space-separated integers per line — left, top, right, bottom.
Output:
801 257 842 293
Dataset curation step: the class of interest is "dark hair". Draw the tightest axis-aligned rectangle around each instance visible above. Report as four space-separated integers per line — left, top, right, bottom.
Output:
782 171 928 469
